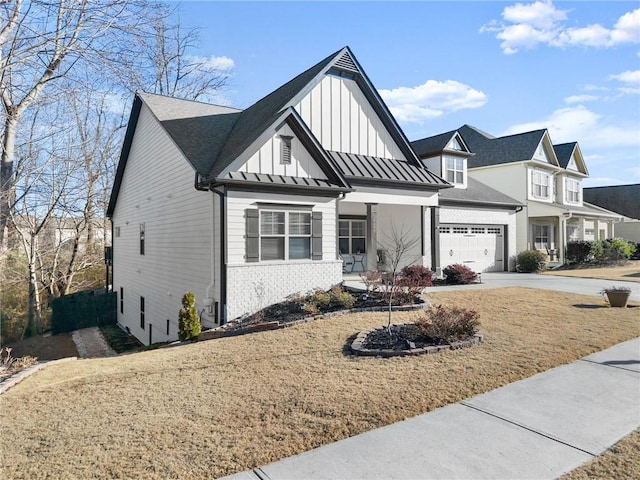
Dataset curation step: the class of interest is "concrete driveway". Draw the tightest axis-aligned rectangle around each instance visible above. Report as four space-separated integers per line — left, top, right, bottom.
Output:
424 272 640 303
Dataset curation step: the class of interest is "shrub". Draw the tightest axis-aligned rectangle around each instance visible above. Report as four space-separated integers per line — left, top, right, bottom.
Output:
399 265 433 288
329 285 355 309
601 238 636 262
566 241 593 264
358 270 382 293
415 305 480 342
302 302 319 316
307 289 331 308
630 242 640 261
178 292 201 341
443 264 478 284
516 250 547 273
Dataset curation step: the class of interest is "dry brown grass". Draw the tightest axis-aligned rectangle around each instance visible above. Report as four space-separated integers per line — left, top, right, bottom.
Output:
1 287 638 479
544 260 640 283
561 429 640 480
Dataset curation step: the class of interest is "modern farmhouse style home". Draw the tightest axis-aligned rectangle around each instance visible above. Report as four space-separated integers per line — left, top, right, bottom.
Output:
108 47 456 344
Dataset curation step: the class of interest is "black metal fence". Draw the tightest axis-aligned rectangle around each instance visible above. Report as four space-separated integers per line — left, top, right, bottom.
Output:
51 289 117 334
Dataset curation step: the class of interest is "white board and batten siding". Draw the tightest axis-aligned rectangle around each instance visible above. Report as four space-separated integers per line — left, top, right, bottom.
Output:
239 124 327 179
295 74 405 160
112 103 214 345
225 190 341 320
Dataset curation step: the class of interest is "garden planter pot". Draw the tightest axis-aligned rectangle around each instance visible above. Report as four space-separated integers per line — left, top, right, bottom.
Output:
603 290 631 308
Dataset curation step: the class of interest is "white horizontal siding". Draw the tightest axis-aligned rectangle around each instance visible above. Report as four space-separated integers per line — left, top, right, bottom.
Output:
295 75 405 160
226 190 337 264
239 124 326 179
112 103 213 345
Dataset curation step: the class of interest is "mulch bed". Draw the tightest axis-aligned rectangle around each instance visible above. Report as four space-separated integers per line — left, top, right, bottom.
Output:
362 324 446 351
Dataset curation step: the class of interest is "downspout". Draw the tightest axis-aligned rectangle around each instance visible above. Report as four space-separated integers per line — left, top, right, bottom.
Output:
210 186 227 325
336 192 347 260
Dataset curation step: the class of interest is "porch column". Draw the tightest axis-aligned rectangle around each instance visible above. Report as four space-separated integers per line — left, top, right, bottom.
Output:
558 215 565 264
430 206 441 276
366 203 377 271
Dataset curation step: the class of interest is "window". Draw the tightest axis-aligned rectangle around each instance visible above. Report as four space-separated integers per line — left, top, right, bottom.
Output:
471 227 485 234
439 226 451 234
339 219 366 254
115 226 121 238
453 226 468 234
444 157 464 184
260 211 311 261
567 225 579 241
166 319 170 336
120 287 124 314
487 227 502 234
533 225 550 250
139 223 145 255
566 178 580 203
280 136 292 165
140 296 145 329
532 170 550 199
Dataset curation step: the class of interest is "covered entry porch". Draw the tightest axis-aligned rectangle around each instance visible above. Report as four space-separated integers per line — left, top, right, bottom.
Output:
338 188 440 275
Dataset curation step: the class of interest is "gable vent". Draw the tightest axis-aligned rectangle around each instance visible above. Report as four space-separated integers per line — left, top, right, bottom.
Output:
334 51 359 74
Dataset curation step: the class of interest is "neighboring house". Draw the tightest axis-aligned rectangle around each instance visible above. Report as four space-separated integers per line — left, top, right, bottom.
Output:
583 184 640 242
449 125 622 264
411 130 522 272
107 47 451 345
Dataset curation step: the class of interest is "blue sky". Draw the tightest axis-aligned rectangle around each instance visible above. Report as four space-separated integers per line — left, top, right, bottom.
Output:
177 1 640 187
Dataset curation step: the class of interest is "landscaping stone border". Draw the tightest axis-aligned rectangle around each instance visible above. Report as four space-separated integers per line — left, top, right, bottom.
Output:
0 357 77 395
199 301 432 342
350 327 483 358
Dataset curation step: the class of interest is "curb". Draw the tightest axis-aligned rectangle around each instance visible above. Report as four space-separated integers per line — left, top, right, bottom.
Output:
0 357 77 395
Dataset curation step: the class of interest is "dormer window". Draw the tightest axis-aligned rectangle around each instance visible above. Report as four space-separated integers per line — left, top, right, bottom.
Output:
445 157 464 184
447 137 464 151
280 136 292 165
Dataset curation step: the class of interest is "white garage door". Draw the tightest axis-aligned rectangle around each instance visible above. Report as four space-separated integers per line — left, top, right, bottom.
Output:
440 224 504 272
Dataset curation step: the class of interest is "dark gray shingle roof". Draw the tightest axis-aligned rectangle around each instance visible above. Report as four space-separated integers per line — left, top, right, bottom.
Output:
438 177 521 208
553 142 577 169
410 130 458 157
458 124 547 168
583 184 640 219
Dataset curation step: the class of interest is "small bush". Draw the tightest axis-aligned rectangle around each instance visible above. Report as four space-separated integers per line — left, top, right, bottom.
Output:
443 264 478 284
415 305 480 342
178 292 201 341
399 265 433 288
566 241 593 264
329 285 355 309
302 302 319 316
516 250 547 273
630 242 640 261
601 238 636 262
307 289 331 308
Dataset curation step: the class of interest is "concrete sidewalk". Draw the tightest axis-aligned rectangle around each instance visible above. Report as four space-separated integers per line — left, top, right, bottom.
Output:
221 337 640 480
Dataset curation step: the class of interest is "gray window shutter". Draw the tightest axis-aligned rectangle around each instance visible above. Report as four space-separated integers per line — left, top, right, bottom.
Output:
246 209 259 262
312 211 322 260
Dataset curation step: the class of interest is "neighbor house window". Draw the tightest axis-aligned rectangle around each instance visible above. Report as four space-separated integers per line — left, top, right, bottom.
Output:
532 170 550 199
260 210 311 261
444 157 464 184
115 226 121 238
280 136 292 165
140 296 145 329
120 287 124 314
338 219 366 255
566 178 580 203
533 225 550 250
139 223 145 255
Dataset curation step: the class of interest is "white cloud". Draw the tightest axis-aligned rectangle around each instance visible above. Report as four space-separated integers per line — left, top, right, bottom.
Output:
379 80 487 123
609 70 640 84
482 2 640 54
188 55 235 71
564 94 597 104
502 105 640 149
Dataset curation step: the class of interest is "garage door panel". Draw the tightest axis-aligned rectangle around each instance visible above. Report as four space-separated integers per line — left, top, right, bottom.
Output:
440 224 504 272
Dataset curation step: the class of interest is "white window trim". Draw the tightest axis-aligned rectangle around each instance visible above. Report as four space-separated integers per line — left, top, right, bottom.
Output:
443 156 466 187
338 218 367 255
259 209 311 262
531 168 552 200
532 224 552 250
565 178 581 204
